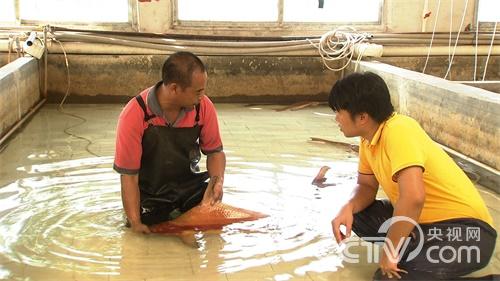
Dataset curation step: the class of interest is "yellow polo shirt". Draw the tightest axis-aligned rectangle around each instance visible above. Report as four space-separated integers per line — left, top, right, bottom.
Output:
358 113 493 227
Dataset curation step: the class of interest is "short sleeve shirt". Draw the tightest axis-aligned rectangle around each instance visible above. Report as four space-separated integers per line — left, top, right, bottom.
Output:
113 82 223 175
358 113 493 227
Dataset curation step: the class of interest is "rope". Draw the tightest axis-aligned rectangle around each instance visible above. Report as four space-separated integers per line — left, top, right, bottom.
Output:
422 0 441 74
481 21 498 81
309 26 368 72
52 38 100 158
473 17 480 81
443 0 469 80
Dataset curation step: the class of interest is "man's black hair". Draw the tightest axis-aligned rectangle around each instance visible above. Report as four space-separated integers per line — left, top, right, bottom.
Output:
328 71 394 123
162 51 206 88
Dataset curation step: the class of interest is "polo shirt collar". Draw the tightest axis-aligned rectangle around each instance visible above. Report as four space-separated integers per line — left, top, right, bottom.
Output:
147 81 164 118
146 81 192 125
365 112 397 147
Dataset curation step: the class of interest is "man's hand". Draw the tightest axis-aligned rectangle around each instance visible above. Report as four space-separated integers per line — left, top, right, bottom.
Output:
206 151 226 205
378 166 423 279
202 176 224 206
130 222 151 234
331 202 354 244
379 246 408 279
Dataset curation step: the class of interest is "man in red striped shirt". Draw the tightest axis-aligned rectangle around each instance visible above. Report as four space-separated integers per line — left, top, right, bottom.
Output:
114 52 226 233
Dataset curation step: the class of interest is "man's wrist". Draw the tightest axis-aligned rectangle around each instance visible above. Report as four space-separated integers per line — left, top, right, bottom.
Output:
210 175 224 183
128 217 142 226
345 201 355 212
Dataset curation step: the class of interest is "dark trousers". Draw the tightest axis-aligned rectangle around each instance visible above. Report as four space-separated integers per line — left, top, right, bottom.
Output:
352 199 497 281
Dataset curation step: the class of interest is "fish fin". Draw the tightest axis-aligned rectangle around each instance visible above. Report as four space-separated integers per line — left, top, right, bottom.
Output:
178 231 198 247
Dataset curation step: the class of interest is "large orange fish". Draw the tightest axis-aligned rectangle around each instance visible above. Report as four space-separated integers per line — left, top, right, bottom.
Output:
149 176 267 235
149 202 267 234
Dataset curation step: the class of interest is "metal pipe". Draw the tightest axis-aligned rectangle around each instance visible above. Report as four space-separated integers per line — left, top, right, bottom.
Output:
2 40 499 56
52 32 499 46
44 42 500 56
1 30 499 40
1 29 499 56
369 38 499 45
451 80 500 83
381 45 500 56
44 26 500 40
39 31 500 49
4 41 500 57
54 32 320 48
372 33 500 40
43 42 316 56
1 30 499 49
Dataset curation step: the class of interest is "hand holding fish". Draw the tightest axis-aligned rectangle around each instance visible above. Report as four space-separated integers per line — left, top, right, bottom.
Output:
130 221 151 234
202 176 224 206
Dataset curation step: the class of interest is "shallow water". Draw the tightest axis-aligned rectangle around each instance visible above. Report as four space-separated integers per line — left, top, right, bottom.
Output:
0 104 374 281
0 156 360 277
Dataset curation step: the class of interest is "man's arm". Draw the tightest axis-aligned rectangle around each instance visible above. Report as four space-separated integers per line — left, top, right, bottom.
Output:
120 174 150 233
379 166 425 278
332 173 379 243
349 173 380 213
207 151 226 178
203 151 226 205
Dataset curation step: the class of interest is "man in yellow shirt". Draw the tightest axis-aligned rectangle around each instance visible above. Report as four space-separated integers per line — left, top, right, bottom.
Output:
329 72 496 280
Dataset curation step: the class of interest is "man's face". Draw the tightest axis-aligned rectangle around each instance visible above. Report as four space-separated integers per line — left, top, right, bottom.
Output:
177 70 207 108
335 109 361 137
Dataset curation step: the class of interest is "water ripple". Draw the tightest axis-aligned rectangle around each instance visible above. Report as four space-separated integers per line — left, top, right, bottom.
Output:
0 154 359 279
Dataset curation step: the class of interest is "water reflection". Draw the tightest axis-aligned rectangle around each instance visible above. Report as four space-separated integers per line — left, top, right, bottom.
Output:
0 156 122 277
0 152 358 280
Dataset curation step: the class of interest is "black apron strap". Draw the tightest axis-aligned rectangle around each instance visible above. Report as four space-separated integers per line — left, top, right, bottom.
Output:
135 95 156 122
194 103 200 124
